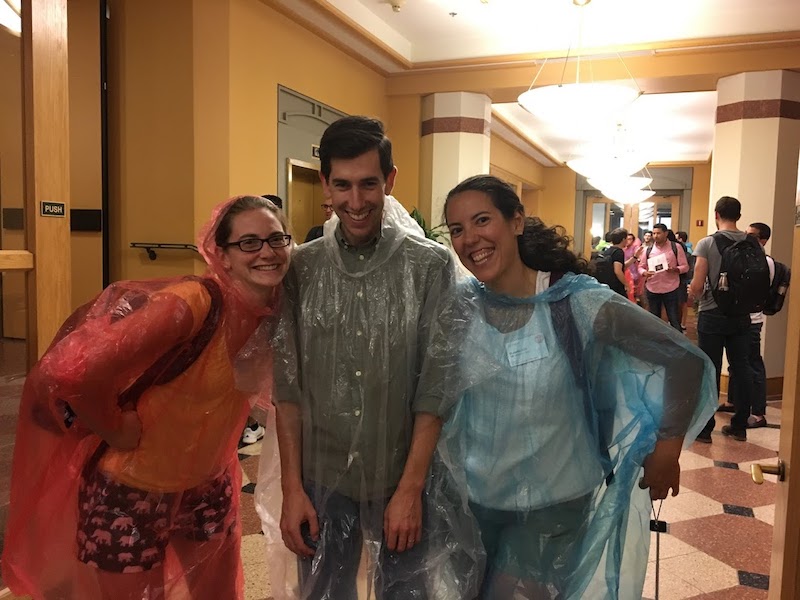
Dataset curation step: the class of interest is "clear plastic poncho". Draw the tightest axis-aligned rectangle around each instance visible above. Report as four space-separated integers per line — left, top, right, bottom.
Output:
2 197 282 600
256 196 484 599
440 272 717 599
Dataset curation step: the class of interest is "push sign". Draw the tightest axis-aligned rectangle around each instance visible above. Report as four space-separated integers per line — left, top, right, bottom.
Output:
40 201 66 217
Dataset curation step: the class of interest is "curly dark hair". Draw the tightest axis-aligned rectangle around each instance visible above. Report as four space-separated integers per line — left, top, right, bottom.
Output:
444 175 589 275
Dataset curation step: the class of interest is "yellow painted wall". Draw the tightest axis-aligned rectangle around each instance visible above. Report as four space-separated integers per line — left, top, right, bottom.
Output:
108 0 197 282
107 0 391 282
69 0 104 308
387 95 421 212
521 188 539 217
489 134 544 189
192 0 232 275
227 0 389 198
691 163 712 245
0 28 26 338
538 167 577 237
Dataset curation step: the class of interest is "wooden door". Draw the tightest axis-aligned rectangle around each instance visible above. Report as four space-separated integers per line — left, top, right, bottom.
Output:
287 159 323 244
767 221 800 598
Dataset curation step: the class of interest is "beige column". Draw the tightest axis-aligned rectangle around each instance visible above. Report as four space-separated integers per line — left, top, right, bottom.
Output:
709 70 800 389
419 92 491 228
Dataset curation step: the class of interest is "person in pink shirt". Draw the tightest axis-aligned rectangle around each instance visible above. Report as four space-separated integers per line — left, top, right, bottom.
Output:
624 232 643 304
638 223 689 331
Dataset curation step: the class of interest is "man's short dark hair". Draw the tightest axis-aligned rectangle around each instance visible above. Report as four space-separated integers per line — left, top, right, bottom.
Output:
261 194 283 209
749 222 771 241
609 228 628 245
643 230 652 236
319 116 394 181
652 223 668 233
715 196 741 221
675 231 688 243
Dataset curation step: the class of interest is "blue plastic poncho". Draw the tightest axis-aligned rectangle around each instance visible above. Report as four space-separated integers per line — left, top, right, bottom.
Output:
438 272 717 599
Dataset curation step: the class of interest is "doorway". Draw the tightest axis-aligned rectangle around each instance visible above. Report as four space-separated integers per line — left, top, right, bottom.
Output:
286 159 325 243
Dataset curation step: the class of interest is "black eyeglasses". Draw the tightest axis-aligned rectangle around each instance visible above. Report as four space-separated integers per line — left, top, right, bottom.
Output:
223 235 292 252
321 204 333 210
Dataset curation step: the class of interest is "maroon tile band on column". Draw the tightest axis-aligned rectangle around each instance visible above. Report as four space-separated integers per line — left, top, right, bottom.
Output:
716 99 800 123
421 116 490 137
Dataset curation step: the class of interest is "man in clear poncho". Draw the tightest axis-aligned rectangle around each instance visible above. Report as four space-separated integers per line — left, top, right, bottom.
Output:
260 116 481 599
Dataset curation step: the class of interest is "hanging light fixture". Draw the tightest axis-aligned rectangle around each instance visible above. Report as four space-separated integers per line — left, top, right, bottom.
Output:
567 153 649 180
588 176 652 191
517 0 641 127
602 188 655 205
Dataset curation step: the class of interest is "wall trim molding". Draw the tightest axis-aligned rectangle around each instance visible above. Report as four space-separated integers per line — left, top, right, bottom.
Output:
420 116 489 137
717 99 800 123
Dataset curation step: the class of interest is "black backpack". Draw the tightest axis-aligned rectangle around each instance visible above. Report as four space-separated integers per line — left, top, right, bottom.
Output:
708 233 770 316
763 258 791 316
590 247 620 289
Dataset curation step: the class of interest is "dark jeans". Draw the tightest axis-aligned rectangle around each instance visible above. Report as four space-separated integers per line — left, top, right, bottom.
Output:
646 288 682 331
298 482 429 600
728 322 767 416
697 309 754 434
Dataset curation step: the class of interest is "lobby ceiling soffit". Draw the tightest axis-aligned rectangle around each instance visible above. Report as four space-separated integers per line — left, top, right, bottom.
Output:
262 0 412 75
490 111 560 168
276 0 800 80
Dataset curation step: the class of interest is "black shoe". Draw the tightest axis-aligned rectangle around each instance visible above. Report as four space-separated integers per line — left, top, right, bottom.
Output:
716 403 736 413
695 432 712 444
747 415 768 429
721 425 747 442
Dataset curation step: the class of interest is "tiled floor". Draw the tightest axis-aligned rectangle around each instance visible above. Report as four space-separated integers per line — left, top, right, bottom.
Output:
639 403 780 600
0 328 782 599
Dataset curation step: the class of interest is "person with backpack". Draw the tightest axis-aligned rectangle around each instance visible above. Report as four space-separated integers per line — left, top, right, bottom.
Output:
441 175 717 598
2 196 291 599
638 223 690 331
723 222 790 428
688 196 771 443
592 228 643 297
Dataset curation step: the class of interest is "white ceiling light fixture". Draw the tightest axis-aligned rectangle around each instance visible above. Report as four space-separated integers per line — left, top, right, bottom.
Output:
603 188 655 205
588 176 652 192
567 153 649 180
0 0 20 36
517 0 642 129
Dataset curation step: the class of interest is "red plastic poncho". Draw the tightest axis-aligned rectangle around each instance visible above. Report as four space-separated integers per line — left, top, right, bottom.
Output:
2 197 281 599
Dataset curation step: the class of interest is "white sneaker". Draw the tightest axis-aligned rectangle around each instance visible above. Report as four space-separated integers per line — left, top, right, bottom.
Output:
241 424 265 445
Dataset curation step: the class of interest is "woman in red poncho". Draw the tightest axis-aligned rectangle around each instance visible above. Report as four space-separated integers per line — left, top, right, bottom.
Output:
2 195 291 599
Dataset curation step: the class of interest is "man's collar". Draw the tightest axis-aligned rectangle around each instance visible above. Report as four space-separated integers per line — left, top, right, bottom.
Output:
334 224 381 250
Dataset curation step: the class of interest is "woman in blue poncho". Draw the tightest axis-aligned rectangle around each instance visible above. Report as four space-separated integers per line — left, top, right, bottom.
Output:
441 175 717 599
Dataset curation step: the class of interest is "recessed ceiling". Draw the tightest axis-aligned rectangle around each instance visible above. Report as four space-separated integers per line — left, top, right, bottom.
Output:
304 0 799 166
339 0 800 63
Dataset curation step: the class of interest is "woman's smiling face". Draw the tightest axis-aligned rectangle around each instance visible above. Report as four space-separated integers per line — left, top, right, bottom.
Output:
446 190 524 288
220 208 291 300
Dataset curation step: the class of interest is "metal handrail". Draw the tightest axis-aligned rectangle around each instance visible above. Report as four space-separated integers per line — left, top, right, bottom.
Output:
130 242 199 261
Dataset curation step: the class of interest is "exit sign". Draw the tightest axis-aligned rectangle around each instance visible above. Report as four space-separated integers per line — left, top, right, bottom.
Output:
40 201 66 217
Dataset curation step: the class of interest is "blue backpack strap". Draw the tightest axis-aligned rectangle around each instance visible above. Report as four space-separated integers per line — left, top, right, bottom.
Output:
549 273 614 485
